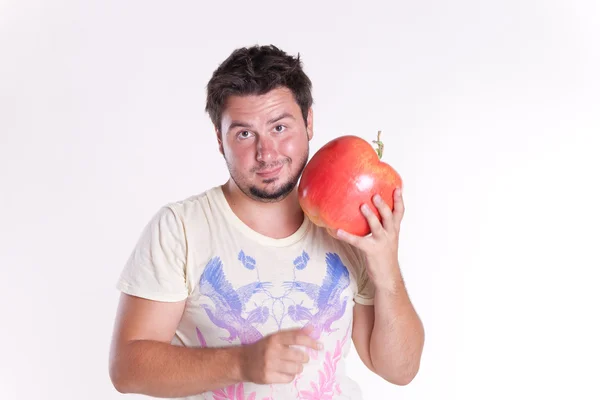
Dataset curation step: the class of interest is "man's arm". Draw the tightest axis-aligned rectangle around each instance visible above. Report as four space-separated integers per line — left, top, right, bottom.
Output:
337 187 425 385
109 293 320 397
108 293 244 397
352 271 424 385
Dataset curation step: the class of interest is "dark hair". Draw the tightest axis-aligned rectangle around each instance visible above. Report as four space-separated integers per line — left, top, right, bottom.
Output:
205 44 313 131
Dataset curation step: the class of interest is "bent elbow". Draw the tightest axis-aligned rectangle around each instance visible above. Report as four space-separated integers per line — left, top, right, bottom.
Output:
110 366 129 393
111 379 130 394
388 372 416 386
109 355 136 394
381 364 420 386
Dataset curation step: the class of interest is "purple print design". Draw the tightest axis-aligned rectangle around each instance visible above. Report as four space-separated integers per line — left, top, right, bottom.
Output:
285 252 350 339
198 256 270 345
197 250 350 343
195 250 352 400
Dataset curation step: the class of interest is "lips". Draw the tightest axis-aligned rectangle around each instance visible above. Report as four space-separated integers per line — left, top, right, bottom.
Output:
256 164 283 178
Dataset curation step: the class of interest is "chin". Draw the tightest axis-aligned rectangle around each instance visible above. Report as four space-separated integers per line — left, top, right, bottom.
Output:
247 176 298 202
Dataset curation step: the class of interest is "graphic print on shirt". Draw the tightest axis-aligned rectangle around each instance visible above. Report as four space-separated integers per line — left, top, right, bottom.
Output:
196 250 351 344
195 250 353 399
284 252 350 340
295 325 352 400
195 327 269 400
197 256 271 345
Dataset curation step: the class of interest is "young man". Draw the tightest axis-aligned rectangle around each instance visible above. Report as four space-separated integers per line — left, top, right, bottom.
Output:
109 45 424 400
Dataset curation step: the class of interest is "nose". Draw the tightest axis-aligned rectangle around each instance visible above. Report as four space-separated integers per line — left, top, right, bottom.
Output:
256 136 277 163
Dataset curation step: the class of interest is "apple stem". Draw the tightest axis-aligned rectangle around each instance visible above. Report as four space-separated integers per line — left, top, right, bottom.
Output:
372 130 384 159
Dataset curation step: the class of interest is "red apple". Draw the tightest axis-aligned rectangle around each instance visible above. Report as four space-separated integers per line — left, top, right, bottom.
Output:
298 132 403 237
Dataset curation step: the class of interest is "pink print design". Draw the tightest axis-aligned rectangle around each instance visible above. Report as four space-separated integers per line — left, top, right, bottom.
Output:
211 382 275 400
297 326 351 400
212 383 256 400
196 327 208 347
196 327 272 400
210 382 274 400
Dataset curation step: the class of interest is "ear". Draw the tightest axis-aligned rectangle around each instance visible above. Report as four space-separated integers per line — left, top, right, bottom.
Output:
215 126 224 155
306 107 314 141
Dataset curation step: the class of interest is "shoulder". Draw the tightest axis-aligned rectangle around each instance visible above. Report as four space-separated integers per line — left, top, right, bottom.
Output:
166 188 212 218
161 186 223 228
138 186 222 261
165 186 224 261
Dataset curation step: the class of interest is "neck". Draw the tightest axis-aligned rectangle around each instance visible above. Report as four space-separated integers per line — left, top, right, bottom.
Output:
221 179 305 239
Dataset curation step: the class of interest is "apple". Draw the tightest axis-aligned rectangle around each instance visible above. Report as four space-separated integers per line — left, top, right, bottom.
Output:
298 131 403 237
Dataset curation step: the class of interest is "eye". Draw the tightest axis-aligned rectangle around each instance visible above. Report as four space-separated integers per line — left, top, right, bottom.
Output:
238 130 253 140
274 125 286 133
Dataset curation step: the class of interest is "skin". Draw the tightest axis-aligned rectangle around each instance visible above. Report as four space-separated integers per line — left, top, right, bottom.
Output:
109 296 320 397
216 87 313 240
338 189 425 385
108 86 424 397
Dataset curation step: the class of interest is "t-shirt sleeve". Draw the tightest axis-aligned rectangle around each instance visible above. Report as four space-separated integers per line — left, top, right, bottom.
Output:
116 205 189 302
353 249 375 306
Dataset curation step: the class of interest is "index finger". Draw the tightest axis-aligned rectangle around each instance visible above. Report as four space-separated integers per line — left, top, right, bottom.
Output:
280 327 322 351
393 187 405 225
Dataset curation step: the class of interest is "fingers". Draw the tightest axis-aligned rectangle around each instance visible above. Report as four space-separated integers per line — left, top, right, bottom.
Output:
372 193 394 230
363 189 404 233
336 189 404 251
281 347 310 364
277 359 305 376
293 334 322 351
271 372 299 384
265 330 313 384
360 203 385 236
279 329 322 351
247 327 320 385
336 200 383 247
392 187 405 226
336 228 364 249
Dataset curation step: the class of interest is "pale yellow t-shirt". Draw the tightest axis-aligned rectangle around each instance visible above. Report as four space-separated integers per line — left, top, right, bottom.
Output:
117 185 375 400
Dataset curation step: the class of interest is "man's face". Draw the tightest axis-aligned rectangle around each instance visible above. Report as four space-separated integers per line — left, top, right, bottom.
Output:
217 87 313 202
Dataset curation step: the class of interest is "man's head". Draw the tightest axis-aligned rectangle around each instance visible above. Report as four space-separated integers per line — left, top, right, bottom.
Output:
205 45 314 202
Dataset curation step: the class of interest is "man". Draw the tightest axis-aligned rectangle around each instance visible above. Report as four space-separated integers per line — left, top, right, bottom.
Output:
109 44 424 399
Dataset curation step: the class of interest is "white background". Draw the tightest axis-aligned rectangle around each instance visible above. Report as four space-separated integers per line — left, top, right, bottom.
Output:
1 0 599 399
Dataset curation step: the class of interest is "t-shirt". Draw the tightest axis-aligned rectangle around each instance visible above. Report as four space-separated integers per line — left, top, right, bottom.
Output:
116 185 375 400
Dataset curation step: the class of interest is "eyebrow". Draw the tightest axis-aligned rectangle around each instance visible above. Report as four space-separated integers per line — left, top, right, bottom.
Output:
267 112 295 125
227 120 253 132
226 112 295 133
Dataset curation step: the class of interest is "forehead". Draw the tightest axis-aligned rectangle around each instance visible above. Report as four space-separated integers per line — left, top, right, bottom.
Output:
221 87 300 122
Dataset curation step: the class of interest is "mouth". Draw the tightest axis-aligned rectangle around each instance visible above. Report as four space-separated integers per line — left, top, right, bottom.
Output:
256 164 284 179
